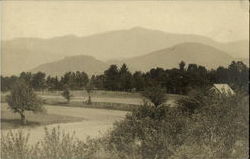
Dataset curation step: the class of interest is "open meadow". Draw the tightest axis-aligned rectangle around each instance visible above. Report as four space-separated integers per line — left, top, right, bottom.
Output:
1 103 127 144
40 90 181 108
1 90 180 144
2 90 182 111
1 103 83 130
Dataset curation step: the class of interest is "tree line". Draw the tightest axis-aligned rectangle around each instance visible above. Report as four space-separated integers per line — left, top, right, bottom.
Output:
1 61 249 94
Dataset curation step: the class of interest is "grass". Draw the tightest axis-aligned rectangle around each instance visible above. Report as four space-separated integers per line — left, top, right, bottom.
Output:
2 90 184 111
36 90 142 99
41 93 183 111
1 90 183 130
44 97 139 111
1 103 84 130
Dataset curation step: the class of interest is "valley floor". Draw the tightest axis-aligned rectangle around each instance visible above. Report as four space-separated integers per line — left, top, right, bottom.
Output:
1 104 127 144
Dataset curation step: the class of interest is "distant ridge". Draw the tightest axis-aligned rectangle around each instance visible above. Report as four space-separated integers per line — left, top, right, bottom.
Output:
31 55 108 76
30 43 248 76
2 27 249 75
114 42 239 72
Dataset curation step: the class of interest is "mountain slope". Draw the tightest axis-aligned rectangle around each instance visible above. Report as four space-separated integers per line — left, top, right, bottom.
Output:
2 27 249 75
30 55 108 76
118 43 235 72
31 43 245 76
219 40 249 58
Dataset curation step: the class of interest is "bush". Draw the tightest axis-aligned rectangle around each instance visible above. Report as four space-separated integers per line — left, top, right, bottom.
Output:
105 103 189 159
1 130 31 159
1 127 104 159
1 92 248 159
176 96 205 114
105 91 249 158
188 93 249 158
141 86 166 107
61 86 72 103
176 88 210 114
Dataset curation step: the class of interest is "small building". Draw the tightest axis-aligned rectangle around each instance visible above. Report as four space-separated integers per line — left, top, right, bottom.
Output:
209 84 235 96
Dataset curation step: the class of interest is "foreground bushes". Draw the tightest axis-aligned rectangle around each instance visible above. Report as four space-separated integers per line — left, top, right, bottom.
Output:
1 93 249 159
1 127 104 159
105 92 249 159
106 105 189 159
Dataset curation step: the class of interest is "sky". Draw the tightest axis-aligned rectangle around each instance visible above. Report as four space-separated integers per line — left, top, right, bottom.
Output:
1 0 249 42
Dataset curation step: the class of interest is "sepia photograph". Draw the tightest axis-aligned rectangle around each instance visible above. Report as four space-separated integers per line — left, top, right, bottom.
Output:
0 0 249 158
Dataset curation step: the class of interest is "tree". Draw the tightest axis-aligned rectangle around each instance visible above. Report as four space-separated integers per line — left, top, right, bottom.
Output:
61 85 72 103
103 65 120 90
187 64 199 73
75 71 89 89
142 86 167 107
31 72 47 90
85 81 94 105
91 75 104 90
6 80 44 125
46 76 61 90
1 75 18 92
60 71 89 90
228 61 249 91
119 64 133 91
61 72 76 89
179 61 186 71
132 71 145 91
19 72 32 86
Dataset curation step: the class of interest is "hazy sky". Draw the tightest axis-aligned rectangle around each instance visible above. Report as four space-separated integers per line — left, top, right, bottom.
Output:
1 0 249 42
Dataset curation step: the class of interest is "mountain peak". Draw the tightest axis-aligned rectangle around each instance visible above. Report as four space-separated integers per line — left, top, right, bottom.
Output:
31 55 108 76
128 26 150 31
64 54 95 60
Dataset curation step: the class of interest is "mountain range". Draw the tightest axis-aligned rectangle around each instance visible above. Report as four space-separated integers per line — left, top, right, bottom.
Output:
115 42 237 72
1 27 249 76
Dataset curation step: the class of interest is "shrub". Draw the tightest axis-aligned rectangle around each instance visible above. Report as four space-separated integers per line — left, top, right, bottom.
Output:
105 91 249 158
141 86 166 107
1 127 104 159
176 88 210 114
105 103 189 159
85 82 94 105
188 93 249 158
61 86 72 103
1 130 31 159
176 96 203 114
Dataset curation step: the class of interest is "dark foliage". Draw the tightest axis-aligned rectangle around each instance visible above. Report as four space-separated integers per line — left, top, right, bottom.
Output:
1 61 249 94
105 91 249 159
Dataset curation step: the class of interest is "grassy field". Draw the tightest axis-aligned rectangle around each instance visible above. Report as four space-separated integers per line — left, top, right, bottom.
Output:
1 103 84 130
1 90 183 130
44 97 140 111
1 90 184 111
1 104 127 145
36 90 142 98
